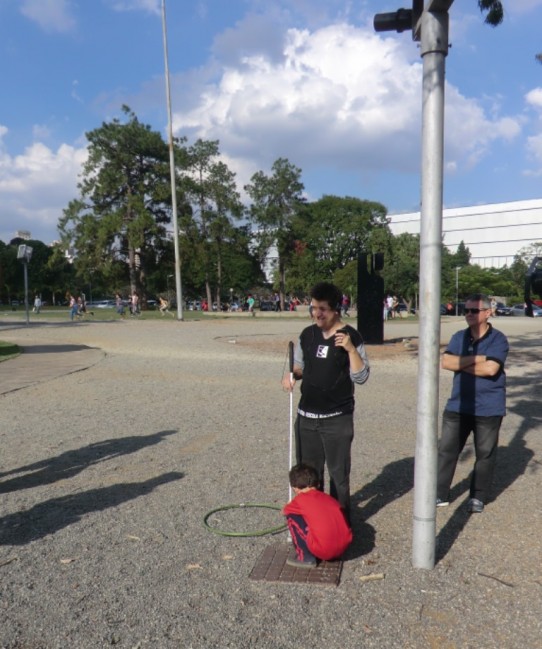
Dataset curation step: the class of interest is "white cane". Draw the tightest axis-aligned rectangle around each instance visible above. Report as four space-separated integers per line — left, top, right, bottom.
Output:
288 340 294 503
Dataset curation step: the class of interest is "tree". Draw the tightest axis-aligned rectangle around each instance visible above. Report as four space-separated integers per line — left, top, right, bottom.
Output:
382 233 421 307
285 195 391 296
43 244 77 305
300 196 389 272
59 106 173 302
184 140 244 306
478 1 503 26
333 260 358 305
245 158 305 308
0 240 19 303
453 240 471 267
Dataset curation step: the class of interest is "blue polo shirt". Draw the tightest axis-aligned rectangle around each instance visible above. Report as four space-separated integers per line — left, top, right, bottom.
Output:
444 324 508 417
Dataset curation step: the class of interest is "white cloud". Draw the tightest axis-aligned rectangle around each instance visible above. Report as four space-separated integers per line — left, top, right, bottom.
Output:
525 88 542 109
105 0 160 15
445 83 522 170
527 133 542 159
20 0 76 33
172 22 521 186
32 124 52 140
0 133 87 244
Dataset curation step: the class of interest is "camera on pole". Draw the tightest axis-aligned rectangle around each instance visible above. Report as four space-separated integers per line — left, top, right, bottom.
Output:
373 0 423 41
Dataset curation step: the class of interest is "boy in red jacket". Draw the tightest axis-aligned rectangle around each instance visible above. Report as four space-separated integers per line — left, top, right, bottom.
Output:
283 464 353 568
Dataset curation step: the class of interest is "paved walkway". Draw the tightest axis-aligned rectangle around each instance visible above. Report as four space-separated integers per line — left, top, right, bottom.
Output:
0 342 104 395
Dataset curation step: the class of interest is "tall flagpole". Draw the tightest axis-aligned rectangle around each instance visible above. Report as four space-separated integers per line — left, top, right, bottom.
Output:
161 0 183 320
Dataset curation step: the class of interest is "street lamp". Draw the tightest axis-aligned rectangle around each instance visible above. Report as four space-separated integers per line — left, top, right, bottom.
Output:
455 266 461 316
162 0 183 320
17 244 33 325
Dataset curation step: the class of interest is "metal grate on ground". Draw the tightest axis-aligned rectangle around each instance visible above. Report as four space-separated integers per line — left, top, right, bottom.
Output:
249 542 343 586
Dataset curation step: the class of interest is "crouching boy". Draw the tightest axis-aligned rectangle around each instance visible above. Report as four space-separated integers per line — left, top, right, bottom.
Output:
283 463 353 568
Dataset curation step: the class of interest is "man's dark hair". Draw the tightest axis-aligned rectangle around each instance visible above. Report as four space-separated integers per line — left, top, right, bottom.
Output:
310 282 342 312
289 463 320 489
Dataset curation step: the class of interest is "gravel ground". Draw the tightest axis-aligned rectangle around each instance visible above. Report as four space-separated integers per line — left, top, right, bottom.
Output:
0 314 541 649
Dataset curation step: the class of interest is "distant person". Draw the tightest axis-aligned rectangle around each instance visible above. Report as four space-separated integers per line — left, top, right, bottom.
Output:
283 464 352 568
69 294 78 322
386 295 394 319
159 296 173 317
392 295 399 318
490 297 497 317
77 295 87 318
341 294 350 317
33 295 41 314
115 293 125 319
274 292 281 312
247 294 255 316
130 291 139 317
437 293 509 514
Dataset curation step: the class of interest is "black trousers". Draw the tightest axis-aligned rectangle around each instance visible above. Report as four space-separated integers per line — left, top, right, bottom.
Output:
437 410 503 503
295 413 353 514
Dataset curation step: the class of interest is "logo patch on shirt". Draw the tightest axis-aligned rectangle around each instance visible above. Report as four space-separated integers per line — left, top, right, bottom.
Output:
316 345 329 358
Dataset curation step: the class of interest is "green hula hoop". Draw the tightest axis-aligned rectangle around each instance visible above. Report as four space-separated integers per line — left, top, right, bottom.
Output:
203 502 287 537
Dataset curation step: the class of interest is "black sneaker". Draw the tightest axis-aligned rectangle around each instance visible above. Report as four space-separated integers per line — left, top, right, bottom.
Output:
467 498 484 513
286 556 317 569
436 498 449 507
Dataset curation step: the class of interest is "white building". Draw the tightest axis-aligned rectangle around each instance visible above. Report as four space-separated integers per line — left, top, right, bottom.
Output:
388 198 542 268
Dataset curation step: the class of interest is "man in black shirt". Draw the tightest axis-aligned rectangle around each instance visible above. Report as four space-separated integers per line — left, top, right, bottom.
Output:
282 282 370 521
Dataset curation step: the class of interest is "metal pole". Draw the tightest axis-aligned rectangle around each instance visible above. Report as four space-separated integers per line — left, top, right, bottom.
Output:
23 262 30 325
161 0 183 320
455 266 460 315
412 7 449 570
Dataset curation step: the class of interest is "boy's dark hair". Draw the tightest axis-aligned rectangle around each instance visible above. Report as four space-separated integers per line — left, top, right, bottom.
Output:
310 282 342 313
289 463 320 489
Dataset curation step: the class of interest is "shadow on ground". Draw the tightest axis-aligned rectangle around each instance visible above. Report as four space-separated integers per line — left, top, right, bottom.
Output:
0 471 184 545
0 430 183 545
346 457 414 560
0 430 178 493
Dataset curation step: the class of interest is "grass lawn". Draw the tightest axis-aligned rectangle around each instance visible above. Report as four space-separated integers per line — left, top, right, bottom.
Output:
0 341 21 362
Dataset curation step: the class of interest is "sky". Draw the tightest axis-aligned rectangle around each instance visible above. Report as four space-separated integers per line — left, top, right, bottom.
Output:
1 0 542 245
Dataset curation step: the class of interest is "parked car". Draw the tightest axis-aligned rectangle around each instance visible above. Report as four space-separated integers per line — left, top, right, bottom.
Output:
495 302 512 316
259 300 275 311
510 303 542 317
397 303 416 316
90 300 115 309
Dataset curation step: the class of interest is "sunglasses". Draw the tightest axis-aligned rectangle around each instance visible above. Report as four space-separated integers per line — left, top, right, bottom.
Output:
464 307 489 315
